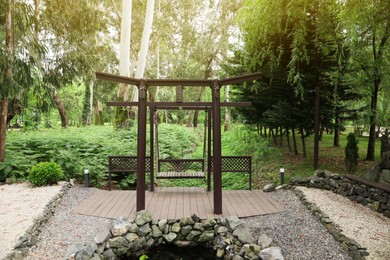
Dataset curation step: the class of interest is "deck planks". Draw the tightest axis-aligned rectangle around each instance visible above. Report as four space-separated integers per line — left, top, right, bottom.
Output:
73 187 284 220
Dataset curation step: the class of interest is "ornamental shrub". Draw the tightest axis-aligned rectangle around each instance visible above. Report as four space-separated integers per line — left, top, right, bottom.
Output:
345 133 359 174
28 162 64 186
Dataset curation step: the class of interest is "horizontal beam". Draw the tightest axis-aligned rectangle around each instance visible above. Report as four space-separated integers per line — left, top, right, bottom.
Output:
219 72 262 86
106 101 252 107
96 72 262 87
96 72 140 85
147 79 213 87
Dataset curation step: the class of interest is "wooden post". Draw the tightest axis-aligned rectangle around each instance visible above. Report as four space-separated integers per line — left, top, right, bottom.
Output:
149 105 154 191
212 81 222 214
207 108 212 191
137 80 148 211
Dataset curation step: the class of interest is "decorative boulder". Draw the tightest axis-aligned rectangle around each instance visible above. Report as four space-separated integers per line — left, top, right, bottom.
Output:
263 183 276 192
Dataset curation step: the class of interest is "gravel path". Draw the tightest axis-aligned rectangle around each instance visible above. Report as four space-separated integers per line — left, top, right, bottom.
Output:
24 186 354 259
0 183 63 259
26 186 110 260
242 189 352 260
297 186 390 260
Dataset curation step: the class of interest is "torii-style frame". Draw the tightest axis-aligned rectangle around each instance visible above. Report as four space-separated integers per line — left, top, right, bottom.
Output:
96 71 261 214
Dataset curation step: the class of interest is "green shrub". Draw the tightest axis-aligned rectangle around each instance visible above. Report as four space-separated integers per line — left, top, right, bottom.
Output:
345 133 359 174
28 162 64 186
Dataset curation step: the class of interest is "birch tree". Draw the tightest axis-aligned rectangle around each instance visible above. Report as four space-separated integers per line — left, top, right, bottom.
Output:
132 0 155 102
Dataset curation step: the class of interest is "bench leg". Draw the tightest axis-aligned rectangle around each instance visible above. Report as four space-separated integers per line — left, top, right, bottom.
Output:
109 172 112 191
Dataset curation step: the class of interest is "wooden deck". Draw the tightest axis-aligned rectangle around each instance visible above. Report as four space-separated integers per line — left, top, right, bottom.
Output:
73 187 284 220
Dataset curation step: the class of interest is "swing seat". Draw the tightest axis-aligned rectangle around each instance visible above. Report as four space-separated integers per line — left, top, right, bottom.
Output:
156 159 205 179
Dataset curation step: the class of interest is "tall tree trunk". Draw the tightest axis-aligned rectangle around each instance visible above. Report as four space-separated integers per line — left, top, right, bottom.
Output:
300 126 307 158
286 126 292 152
333 113 341 147
367 23 389 160
93 101 103 125
132 0 155 101
271 129 277 145
115 0 132 128
1 0 14 162
366 79 380 160
0 100 8 162
279 127 283 147
292 127 298 155
191 87 206 128
51 87 68 128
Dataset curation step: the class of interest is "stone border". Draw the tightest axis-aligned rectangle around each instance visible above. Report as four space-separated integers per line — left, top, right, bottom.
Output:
4 183 70 260
66 210 285 260
289 170 390 218
293 187 369 260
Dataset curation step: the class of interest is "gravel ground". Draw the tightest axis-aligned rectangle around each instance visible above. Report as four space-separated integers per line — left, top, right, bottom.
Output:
242 189 352 260
25 186 354 259
297 186 390 260
25 186 109 260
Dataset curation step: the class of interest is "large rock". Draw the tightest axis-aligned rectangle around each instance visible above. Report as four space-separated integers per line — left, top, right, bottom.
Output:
111 218 132 236
240 244 261 259
263 183 276 192
151 225 162 237
135 210 153 226
379 169 390 184
172 223 181 233
364 165 381 182
259 246 284 260
186 230 201 241
226 216 243 231
137 224 152 237
129 237 144 252
125 233 139 242
107 236 129 248
65 243 84 259
180 217 195 226
95 228 112 244
163 232 177 243
203 218 217 229
158 219 168 232
258 234 273 249
197 230 215 243
233 228 254 244
181 225 192 236
75 242 97 260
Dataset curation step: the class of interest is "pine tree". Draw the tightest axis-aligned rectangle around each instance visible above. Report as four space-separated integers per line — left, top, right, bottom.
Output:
345 133 359 174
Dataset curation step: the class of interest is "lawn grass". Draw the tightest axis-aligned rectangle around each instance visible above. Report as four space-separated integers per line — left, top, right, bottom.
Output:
254 129 381 188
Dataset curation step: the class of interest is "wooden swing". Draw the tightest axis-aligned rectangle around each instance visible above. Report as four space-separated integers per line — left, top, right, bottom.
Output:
155 109 208 181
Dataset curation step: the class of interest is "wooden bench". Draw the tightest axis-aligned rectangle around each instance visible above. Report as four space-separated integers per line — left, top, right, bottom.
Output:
156 159 205 179
108 156 151 190
211 156 252 190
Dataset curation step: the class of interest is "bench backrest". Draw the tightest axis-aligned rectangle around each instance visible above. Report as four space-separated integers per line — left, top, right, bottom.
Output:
210 156 252 173
158 159 205 172
108 156 151 173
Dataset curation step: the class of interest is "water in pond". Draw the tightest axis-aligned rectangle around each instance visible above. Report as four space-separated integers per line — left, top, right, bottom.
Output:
129 245 218 260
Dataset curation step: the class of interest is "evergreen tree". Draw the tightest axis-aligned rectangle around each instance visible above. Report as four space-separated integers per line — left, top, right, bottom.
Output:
345 133 359 174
